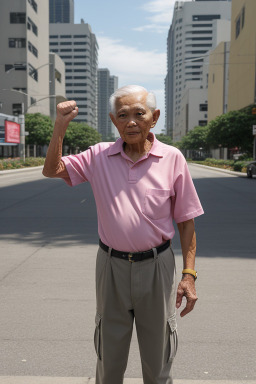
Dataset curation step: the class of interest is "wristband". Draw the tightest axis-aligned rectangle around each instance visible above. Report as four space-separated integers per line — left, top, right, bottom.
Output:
182 268 197 280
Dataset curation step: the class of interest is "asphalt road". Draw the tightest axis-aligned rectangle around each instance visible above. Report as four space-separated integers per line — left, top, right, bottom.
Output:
0 164 255 382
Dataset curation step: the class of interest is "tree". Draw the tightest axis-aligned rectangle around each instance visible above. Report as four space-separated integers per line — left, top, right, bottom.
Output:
63 122 102 152
155 134 173 146
179 126 210 150
207 109 255 155
25 113 53 145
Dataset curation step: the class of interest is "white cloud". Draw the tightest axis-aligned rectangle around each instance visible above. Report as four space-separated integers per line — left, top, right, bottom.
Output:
98 36 166 86
137 0 191 33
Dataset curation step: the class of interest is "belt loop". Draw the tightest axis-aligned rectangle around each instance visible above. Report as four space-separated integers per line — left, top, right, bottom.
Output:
153 247 158 260
107 246 112 258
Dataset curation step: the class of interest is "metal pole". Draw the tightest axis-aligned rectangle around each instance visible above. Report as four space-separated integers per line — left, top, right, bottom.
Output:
18 103 25 162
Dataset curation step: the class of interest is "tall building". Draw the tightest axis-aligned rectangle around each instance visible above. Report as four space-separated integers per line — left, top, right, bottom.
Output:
0 0 51 117
49 20 98 129
165 0 231 141
97 69 118 139
49 0 74 24
228 0 256 112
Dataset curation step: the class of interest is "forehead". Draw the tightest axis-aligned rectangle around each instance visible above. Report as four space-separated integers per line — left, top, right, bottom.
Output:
115 92 148 111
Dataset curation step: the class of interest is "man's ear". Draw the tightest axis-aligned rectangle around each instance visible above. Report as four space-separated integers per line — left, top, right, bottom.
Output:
151 109 160 128
109 112 117 126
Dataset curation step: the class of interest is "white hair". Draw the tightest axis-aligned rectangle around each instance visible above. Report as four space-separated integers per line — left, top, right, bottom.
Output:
109 85 157 115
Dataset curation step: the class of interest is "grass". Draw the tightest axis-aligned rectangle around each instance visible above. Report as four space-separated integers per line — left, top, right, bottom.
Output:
0 157 45 171
187 158 252 173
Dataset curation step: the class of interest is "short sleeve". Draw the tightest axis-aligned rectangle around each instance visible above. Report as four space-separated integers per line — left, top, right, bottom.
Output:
61 147 94 186
172 157 204 223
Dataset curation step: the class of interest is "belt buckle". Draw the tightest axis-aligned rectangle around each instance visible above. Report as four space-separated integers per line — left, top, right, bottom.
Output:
128 253 134 263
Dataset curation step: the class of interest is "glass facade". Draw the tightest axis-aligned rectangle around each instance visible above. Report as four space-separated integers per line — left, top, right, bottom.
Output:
49 0 74 23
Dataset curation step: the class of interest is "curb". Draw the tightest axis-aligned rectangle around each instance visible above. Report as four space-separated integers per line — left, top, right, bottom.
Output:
189 162 247 177
0 165 44 176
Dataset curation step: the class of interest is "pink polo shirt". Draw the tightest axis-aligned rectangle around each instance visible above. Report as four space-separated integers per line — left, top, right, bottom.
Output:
61 133 204 252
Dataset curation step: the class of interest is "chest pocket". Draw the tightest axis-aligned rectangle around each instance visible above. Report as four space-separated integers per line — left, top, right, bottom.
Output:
142 188 171 220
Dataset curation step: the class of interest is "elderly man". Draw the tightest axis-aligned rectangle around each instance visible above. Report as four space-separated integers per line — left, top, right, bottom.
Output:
43 85 204 384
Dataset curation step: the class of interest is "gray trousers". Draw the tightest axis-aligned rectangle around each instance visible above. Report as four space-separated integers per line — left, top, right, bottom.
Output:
94 244 178 384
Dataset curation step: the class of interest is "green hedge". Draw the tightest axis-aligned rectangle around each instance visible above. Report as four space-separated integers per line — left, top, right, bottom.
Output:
188 158 250 173
0 157 45 170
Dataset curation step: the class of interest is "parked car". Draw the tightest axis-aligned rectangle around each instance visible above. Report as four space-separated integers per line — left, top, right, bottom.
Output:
246 161 256 178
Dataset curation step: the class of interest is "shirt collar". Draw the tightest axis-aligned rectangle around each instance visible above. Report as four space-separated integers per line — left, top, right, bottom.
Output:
107 132 163 158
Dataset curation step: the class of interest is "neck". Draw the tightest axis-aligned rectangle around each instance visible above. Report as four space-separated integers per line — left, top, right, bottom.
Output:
124 139 153 162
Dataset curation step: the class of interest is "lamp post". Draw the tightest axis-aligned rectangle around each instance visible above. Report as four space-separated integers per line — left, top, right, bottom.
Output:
1 88 66 161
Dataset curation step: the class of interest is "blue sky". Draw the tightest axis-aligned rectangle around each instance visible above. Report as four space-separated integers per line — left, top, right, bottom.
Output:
74 0 190 133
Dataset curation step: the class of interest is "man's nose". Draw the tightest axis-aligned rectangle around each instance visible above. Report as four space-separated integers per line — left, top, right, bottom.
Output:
127 119 137 127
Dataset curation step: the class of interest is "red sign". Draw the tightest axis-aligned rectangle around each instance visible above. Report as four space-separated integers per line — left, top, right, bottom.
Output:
5 120 20 143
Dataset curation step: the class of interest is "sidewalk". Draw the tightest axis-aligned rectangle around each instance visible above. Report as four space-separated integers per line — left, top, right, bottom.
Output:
0 165 44 176
1 378 255 384
189 162 247 177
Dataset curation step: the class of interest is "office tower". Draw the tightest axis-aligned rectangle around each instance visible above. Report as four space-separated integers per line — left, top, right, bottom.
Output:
97 69 118 139
0 0 51 117
50 20 98 129
165 0 231 141
49 0 74 23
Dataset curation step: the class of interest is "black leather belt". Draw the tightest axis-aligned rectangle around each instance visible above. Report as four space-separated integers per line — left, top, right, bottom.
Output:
99 239 170 262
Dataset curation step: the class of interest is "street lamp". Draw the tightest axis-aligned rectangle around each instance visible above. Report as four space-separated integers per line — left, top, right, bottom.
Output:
1 88 66 161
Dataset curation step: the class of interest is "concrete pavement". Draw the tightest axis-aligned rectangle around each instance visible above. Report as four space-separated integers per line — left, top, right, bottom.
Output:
0 165 255 381
1 378 256 384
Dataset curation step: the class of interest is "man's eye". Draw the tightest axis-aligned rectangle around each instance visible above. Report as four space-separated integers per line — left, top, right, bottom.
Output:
118 114 126 118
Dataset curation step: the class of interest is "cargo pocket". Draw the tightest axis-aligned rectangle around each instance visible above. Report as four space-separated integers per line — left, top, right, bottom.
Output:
94 312 102 360
167 314 178 363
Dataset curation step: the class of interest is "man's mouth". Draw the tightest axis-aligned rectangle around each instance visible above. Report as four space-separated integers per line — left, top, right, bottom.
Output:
127 132 140 135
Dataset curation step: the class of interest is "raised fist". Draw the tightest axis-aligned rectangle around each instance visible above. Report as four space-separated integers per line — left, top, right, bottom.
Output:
56 100 79 125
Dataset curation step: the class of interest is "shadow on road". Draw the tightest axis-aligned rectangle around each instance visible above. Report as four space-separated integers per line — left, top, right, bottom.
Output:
0 174 255 259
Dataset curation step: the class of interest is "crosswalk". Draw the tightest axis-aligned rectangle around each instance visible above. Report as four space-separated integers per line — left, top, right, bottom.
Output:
0 378 256 384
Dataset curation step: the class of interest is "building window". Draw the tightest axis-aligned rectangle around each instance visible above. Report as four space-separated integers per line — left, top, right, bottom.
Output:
241 6 245 28
192 24 212 28
10 12 26 23
60 35 72 38
193 15 220 22
60 42 72 45
50 35 58 38
74 49 87 52
199 104 208 112
28 41 38 57
74 42 87 45
198 120 207 126
65 69 72 72
236 16 241 38
55 70 61 83
12 104 23 115
28 63 38 81
60 55 72 59
60 49 72 52
13 87 27 93
50 49 58 53
9 38 26 48
27 17 38 36
50 42 58 46
28 0 37 13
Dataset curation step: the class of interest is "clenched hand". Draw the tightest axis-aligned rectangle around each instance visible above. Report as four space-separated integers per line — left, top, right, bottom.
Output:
176 274 198 317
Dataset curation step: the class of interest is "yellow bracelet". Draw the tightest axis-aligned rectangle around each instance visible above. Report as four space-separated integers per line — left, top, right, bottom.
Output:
182 269 197 280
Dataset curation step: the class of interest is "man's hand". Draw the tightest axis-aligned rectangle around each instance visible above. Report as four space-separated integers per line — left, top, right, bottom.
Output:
176 274 198 317
55 100 79 136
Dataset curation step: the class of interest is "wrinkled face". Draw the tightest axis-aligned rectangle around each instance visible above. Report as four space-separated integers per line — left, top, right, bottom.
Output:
110 92 160 145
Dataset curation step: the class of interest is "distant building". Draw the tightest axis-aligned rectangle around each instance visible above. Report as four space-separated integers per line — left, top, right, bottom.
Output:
0 0 55 117
228 0 256 111
49 20 98 129
165 0 231 141
49 0 74 24
97 69 118 139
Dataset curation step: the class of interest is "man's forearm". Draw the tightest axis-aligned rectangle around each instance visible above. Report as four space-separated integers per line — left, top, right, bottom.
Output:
42 127 66 178
177 219 196 270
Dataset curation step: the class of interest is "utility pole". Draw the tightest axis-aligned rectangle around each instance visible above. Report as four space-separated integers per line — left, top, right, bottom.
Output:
18 103 25 162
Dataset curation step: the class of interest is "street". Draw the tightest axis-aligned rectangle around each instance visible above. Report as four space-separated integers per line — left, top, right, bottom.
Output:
0 165 256 382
